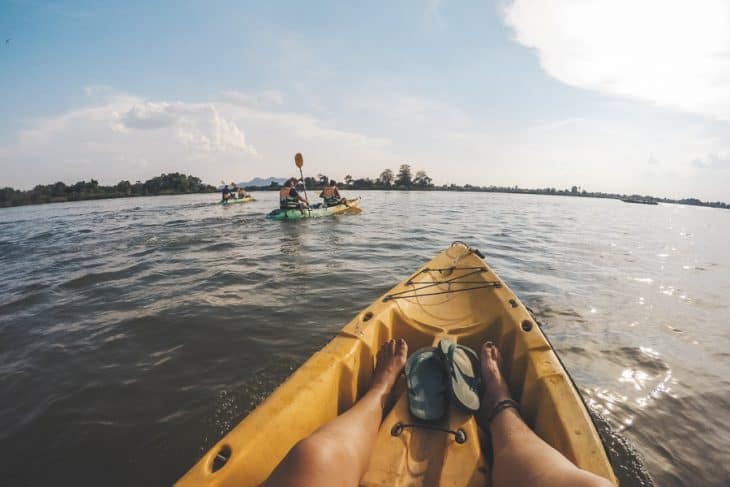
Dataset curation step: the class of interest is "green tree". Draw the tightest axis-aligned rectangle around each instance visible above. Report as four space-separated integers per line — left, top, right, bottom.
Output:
116 180 132 195
378 169 394 187
413 170 433 188
51 182 67 197
352 177 374 188
344 174 353 187
395 164 412 187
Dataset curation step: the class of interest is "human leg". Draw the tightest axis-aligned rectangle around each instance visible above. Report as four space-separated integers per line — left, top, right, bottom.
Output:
478 342 613 487
263 339 408 487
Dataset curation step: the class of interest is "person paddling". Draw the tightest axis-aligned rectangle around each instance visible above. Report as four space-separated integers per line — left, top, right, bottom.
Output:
280 178 309 214
320 180 348 207
236 185 250 199
221 183 232 202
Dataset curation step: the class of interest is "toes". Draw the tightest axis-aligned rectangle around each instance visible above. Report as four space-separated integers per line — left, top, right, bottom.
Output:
481 341 499 363
395 338 408 359
379 339 393 357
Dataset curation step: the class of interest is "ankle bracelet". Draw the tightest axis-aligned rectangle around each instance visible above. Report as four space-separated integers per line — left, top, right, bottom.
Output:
488 399 520 423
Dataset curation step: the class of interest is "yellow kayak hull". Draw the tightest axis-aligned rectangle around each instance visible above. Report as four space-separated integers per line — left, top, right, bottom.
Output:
176 242 617 486
220 196 256 205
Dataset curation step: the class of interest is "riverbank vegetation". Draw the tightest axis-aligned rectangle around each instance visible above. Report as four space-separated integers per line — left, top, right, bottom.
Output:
1 173 216 208
257 164 729 210
4 165 727 210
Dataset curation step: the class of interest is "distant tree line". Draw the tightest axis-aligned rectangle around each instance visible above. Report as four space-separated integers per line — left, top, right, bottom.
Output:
5 166 727 210
264 164 435 190
1 173 216 208
253 163 728 210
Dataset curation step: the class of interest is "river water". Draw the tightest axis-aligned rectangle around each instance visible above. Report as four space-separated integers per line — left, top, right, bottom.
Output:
0 191 728 486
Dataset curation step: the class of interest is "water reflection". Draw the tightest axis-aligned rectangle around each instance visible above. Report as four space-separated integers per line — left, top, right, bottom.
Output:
583 346 675 436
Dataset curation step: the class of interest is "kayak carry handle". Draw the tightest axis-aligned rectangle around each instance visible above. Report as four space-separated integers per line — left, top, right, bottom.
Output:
390 422 467 444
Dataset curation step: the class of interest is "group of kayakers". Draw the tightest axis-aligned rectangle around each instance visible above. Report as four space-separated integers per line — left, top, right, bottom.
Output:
279 177 348 213
221 177 350 214
221 182 251 202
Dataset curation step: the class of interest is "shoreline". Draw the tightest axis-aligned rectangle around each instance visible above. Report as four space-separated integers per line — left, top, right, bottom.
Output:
2 186 727 211
0 190 218 209
247 185 730 210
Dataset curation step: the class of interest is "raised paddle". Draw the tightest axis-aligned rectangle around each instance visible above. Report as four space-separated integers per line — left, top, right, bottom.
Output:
294 153 311 216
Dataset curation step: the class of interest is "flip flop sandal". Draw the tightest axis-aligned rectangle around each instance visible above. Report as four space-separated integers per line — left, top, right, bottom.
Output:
438 338 481 413
405 348 448 422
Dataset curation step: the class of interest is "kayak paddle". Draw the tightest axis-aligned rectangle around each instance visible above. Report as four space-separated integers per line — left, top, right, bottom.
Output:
294 153 311 216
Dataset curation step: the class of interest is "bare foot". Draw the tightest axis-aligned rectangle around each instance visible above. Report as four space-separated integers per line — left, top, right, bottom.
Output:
479 341 512 416
371 338 408 395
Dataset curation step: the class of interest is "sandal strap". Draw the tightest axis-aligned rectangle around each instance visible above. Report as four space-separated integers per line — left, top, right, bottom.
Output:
488 399 520 423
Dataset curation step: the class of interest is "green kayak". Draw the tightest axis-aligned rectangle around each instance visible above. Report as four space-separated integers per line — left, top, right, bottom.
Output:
220 196 256 205
266 199 360 220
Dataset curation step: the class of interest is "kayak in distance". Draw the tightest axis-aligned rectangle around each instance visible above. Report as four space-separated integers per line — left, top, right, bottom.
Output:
176 242 617 486
266 198 361 220
220 196 256 205
620 198 658 205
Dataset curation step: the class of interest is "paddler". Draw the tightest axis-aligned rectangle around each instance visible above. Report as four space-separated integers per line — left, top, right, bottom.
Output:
236 186 250 199
221 183 232 202
280 177 309 213
230 182 240 200
320 180 348 207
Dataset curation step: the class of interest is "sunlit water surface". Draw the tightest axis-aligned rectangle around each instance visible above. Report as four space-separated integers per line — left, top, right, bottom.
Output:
0 191 728 486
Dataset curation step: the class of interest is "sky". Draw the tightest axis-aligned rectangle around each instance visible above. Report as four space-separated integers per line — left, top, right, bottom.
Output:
1 0 729 201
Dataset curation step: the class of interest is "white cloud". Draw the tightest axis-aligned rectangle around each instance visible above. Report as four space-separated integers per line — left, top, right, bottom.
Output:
0 90 391 188
692 153 730 170
503 0 730 119
2 86 729 201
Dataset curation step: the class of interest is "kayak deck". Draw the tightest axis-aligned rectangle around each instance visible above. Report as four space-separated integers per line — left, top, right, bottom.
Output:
266 198 360 220
176 242 617 486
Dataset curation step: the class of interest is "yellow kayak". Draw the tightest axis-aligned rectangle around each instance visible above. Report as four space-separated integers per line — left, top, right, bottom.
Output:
220 196 256 205
176 242 617 486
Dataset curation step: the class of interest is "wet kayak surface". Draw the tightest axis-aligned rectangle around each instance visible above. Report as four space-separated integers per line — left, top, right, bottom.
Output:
0 190 728 486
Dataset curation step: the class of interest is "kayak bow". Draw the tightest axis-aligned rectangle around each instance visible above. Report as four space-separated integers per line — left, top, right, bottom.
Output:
176 242 617 486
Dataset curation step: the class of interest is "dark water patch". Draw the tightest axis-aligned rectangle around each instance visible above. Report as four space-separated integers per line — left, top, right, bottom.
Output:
620 391 730 486
58 261 154 290
591 406 655 486
164 219 190 226
199 242 234 252
0 288 55 316
128 246 159 258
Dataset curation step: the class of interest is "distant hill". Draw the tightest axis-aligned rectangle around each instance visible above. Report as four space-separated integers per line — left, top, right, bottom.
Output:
239 177 287 187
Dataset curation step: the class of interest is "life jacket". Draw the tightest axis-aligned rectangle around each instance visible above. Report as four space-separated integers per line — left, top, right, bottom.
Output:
280 187 299 209
321 186 341 206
